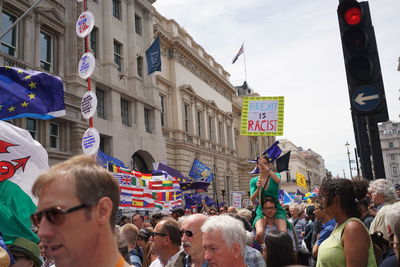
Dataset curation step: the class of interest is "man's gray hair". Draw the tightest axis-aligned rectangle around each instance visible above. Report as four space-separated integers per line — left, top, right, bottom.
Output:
385 201 400 236
201 215 246 256
369 179 397 202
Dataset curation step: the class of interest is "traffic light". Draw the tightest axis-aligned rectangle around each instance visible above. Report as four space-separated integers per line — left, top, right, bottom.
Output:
337 0 388 122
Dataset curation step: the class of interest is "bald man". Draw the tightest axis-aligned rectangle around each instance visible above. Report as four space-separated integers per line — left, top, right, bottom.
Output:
181 214 209 267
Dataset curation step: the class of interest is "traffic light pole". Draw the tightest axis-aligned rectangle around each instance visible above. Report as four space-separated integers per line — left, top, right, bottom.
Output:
353 113 373 179
367 116 386 178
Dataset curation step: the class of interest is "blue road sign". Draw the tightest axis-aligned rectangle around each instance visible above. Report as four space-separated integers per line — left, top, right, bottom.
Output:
351 85 381 112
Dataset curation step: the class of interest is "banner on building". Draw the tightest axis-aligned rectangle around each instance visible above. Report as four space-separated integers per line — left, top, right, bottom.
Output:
240 96 284 136
110 166 182 212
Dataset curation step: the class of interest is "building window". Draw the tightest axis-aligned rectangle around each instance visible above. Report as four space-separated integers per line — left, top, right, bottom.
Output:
40 31 52 71
218 121 224 146
1 11 17 56
137 56 143 77
96 88 106 119
160 95 165 127
121 99 130 126
227 125 233 148
114 40 122 71
49 122 59 149
112 0 121 20
135 14 142 35
144 108 152 133
197 111 202 137
392 166 398 177
90 27 98 58
26 118 37 140
389 142 394 148
208 117 214 142
184 104 190 132
391 154 396 161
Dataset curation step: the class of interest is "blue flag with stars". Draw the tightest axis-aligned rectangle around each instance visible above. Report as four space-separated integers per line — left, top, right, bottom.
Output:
0 67 65 121
96 150 126 168
189 159 214 182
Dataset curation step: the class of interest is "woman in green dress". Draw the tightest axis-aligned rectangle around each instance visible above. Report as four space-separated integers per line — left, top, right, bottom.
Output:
250 155 288 244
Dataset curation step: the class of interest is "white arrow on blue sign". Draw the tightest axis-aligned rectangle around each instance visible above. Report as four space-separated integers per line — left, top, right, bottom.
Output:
351 85 381 112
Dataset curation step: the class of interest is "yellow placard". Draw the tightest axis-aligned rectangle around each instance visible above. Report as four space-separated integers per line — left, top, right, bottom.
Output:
240 96 284 136
296 171 308 189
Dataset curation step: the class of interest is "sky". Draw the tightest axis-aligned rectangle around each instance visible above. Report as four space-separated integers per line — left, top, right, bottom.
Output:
153 0 400 178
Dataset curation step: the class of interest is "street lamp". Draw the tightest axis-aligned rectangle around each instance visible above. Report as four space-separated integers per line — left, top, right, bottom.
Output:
345 141 353 179
306 168 311 191
221 189 226 205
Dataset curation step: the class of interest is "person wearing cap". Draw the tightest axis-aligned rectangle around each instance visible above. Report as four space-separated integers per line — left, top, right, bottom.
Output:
171 208 185 221
8 237 42 267
31 155 131 267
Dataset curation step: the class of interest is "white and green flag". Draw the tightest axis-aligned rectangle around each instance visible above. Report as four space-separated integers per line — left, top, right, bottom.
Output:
0 121 48 243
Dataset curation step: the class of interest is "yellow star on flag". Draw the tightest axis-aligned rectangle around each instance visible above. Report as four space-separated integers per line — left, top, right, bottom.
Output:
28 81 36 89
8 106 15 112
28 93 36 100
21 101 29 107
17 69 23 73
24 75 32 80
4 66 11 69
0 105 2 110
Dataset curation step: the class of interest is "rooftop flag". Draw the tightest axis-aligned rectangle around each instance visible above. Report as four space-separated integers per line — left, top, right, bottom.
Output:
145 36 161 75
232 43 244 64
0 67 65 121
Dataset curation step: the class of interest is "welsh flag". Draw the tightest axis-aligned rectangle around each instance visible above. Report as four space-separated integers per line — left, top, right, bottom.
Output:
0 121 49 243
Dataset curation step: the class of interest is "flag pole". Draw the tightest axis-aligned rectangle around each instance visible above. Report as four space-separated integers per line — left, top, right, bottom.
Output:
243 41 248 82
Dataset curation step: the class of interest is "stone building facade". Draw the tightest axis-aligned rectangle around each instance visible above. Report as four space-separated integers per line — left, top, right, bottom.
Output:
1 0 279 206
278 139 326 193
0 0 166 169
379 121 400 184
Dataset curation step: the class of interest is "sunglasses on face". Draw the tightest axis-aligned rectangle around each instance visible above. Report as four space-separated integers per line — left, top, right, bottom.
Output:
30 203 89 227
150 231 167 237
180 229 195 237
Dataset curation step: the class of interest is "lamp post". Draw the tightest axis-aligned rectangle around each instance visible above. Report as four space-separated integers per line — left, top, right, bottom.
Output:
345 141 353 179
221 189 226 205
306 168 311 191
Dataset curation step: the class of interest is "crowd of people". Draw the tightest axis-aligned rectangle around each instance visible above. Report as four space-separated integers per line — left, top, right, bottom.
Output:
1 154 400 267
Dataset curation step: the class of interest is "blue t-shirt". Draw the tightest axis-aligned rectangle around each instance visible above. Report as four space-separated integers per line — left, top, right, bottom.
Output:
317 219 336 246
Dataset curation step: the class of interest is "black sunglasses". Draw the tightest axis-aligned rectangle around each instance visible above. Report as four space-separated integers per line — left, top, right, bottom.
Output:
180 229 195 237
31 204 89 227
150 231 167 237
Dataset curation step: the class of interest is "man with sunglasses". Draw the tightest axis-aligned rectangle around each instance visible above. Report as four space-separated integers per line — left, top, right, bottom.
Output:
181 214 209 267
31 155 131 267
150 218 185 267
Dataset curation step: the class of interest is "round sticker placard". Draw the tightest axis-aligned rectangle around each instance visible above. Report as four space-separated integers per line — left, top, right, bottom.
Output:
76 11 95 38
81 91 97 119
82 127 100 155
78 52 95 80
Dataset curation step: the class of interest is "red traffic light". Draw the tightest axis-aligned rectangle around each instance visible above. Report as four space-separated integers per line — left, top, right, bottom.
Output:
344 7 362 25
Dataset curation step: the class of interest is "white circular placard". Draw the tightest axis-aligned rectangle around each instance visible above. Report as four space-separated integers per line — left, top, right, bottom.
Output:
78 52 95 80
82 127 100 155
76 11 95 38
81 91 97 119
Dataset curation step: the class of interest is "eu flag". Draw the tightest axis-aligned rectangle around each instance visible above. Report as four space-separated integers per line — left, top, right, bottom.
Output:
145 36 161 75
263 141 282 162
0 67 65 120
96 150 126 168
189 159 214 182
